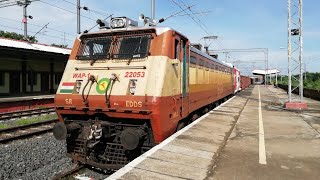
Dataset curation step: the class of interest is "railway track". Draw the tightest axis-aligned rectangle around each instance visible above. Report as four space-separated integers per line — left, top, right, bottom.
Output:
53 164 85 180
53 164 113 179
0 119 58 143
0 107 56 121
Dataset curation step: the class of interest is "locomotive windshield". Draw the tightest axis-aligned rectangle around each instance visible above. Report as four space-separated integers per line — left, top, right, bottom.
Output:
76 34 152 61
76 36 112 60
113 35 151 59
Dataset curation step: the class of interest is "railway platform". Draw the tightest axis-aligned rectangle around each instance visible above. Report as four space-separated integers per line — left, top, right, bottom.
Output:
0 95 54 113
108 85 320 180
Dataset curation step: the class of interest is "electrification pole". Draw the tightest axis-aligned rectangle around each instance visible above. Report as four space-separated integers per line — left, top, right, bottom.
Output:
276 69 278 86
267 50 270 84
287 0 292 101
298 0 303 102
224 52 229 63
23 0 27 38
22 0 30 39
264 49 267 86
77 0 80 34
286 0 306 108
151 0 155 19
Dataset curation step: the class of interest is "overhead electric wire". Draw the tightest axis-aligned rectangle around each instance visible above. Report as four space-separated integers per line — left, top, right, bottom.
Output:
60 0 76 6
0 24 73 41
87 9 110 17
38 0 95 21
0 0 110 44
170 0 216 47
60 0 110 17
0 24 21 31
0 0 19 8
35 31 73 41
173 11 211 17
175 0 236 61
83 14 113 33
159 4 196 23
0 16 75 36
170 0 211 35
0 0 38 9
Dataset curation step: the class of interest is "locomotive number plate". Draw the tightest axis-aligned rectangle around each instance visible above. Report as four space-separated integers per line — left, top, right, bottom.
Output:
124 72 145 78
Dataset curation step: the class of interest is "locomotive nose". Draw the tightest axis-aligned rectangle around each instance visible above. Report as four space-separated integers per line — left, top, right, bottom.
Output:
53 122 67 140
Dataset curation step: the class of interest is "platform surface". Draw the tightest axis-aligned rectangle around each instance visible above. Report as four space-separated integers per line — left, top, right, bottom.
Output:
0 94 54 103
108 85 320 180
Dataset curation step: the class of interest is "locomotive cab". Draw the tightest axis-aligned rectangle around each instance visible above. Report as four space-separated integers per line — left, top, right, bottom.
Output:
53 16 190 169
53 15 235 170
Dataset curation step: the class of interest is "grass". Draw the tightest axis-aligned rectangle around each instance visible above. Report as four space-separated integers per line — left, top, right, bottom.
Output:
0 114 58 129
0 124 9 129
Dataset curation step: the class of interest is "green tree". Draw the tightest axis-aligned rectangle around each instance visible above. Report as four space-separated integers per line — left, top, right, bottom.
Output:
277 72 320 90
0 30 38 43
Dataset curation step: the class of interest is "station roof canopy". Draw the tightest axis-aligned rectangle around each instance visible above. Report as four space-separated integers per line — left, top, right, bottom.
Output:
0 37 71 55
252 69 280 75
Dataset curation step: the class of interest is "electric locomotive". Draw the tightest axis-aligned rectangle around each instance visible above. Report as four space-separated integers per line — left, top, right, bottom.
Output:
53 16 235 170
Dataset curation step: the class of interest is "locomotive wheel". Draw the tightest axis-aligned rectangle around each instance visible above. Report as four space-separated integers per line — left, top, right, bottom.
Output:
176 121 185 131
191 114 199 122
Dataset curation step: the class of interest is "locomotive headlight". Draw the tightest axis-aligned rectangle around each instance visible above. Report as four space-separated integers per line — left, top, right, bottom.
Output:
110 17 138 29
74 80 83 94
129 79 137 95
111 17 126 28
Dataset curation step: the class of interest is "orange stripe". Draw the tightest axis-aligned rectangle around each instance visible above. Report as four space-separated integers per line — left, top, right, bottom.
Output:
62 82 75 86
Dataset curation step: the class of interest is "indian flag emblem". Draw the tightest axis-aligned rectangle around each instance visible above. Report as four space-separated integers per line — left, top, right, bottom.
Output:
60 82 75 93
96 78 110 94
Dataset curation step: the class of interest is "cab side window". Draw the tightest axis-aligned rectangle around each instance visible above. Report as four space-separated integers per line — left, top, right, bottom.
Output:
174 39 179 59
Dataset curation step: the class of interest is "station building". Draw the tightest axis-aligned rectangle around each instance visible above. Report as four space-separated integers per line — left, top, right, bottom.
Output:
0 37 71 97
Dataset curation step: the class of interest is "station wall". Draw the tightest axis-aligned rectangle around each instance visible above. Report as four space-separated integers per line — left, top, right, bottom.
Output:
0 73 9 93
0 58 66 96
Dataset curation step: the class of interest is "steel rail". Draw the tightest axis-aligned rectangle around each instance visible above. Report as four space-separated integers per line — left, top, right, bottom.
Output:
0 107 55 121
52 165 85 180
0 119 58 143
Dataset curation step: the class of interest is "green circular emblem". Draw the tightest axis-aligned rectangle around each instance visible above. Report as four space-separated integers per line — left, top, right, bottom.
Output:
96 78 111 94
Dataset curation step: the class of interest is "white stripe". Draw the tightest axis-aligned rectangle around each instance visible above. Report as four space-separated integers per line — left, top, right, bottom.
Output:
107 96 236 180
258 86 267 164
61 86 74 90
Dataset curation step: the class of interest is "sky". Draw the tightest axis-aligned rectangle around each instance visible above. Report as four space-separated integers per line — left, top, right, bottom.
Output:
0 0 319 74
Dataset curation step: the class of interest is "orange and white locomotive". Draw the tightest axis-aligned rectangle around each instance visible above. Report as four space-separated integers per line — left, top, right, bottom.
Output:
53 16 245 169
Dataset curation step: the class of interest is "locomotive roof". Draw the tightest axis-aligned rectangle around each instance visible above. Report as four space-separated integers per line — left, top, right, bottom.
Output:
80 26 187 39
79 26 233 68
191 46 233 68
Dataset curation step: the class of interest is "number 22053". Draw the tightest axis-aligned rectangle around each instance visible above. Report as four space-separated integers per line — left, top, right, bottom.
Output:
124 72 145 78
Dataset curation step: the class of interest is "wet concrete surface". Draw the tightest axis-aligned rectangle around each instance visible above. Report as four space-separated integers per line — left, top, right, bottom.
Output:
109 88 252 180
108 85 320 180
210 85 320 180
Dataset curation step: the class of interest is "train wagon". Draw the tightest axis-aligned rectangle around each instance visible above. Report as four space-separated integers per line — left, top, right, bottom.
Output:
53 16 235 170
233 67 241 93
240 75 251 90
